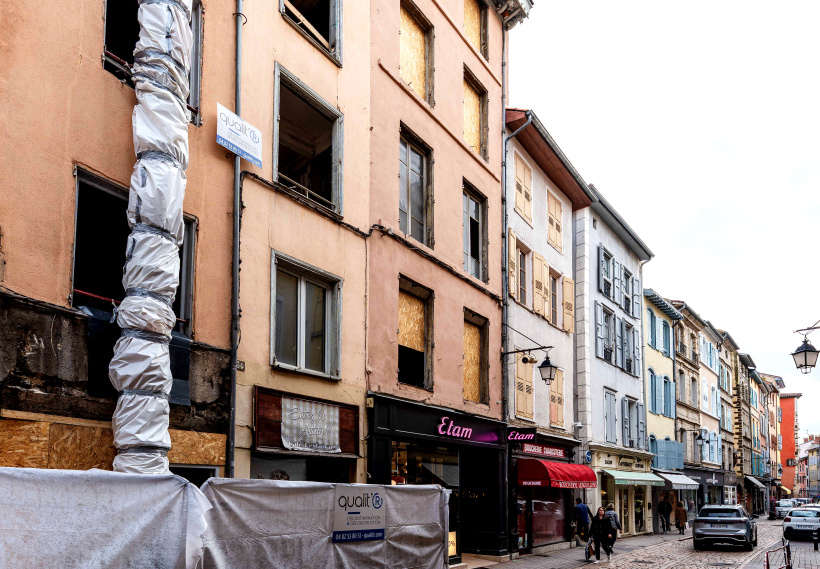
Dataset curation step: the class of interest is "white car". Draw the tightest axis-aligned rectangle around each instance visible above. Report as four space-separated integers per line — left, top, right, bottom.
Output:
775 500 798 519
783 508 820 540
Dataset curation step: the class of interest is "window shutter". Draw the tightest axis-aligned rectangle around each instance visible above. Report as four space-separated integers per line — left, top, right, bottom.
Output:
595 302 604 359
649 372 655 413
554 196 563 252
532 251 546 316
657 439 666 469
655 375 664 416
515 352 526 417
605 392 615 443
637 402 646 449
523 159 532 222
547 193 557 247
615 316 623 368
514 155 524 214
622 397 630 446
598 244 604 293
633 328 641 376
613 260 622 307
562 277 575 333
631 276 640 318
508 228 517 300
701 429 708 461
525 359 534 418
550 369 564 427
671 385 676 420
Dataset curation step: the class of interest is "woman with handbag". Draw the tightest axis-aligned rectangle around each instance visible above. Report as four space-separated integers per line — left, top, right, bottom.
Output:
675 501 688 534
604 503 621 553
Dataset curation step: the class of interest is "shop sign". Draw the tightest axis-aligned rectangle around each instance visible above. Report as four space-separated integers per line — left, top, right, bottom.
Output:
618 461 633 469
281 397 341 453
430 415 500 444
507 427 537 442
603 459 614 466
448 532 457 557
521 443 566 459
216 103 263 168
332 485 386 543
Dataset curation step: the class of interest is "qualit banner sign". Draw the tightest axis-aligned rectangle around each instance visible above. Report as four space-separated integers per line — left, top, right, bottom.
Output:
216 102 263 168
332 484 386 543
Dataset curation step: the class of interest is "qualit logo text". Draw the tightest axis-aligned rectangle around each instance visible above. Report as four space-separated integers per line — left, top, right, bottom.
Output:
219 111 260 143
339 492 383 510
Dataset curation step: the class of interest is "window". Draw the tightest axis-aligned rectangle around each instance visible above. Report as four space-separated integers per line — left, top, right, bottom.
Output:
549 273 559 325
274 66 343 212
598 245 613 299
271 252 341 377
650 435 658 468
649 369 657 413
463 0 488 58
621 397 643 449
518 248 528 303
678 370 686 401
399 127 433 245
514 153 533 223
647 308 657 347
397 277 433 390
462 182 487 281
463 67 488 159
662 321 671 355
595 303 614 364
664 377 673 417
103 0 204 124
463 309 488 404
280 0 342 63
547 193 563 252
605 391 617 443
400 1 434 104
691 377 698 408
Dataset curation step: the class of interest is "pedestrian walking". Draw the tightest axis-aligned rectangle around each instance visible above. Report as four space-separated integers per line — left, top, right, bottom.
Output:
574 497 593 546
675 501 688 535
604 503 621 557
658 497 672 534
589 506 613 563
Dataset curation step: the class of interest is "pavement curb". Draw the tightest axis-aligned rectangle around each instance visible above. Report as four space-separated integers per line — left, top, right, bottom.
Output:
736 538 783 569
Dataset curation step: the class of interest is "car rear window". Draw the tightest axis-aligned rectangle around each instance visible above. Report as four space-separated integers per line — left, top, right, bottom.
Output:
778 501 796 507
700 509 741 518
790 510 820 518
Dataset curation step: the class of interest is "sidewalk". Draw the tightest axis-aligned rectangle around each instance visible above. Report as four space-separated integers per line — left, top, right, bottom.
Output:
464 531 691 569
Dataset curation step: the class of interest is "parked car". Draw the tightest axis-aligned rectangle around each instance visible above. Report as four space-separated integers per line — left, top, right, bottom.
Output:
783 508 820 540
692 505 758 551
775 500 798 519
795 498 811 506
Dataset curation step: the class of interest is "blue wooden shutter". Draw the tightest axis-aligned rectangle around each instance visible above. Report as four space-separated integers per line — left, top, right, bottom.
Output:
657 439 666 469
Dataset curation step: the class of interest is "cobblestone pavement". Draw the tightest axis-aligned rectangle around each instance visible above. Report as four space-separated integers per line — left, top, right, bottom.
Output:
743 531 820 568
479 519 785 569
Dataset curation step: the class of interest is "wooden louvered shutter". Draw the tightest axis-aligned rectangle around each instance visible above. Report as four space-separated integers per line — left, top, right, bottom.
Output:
508 228 517 300
637 402 646 449
550 369 564 427
615 316 623 369
516 353 533 419
523 159 532 222
595 302 604 359
622 397 630 446
532 251 546 316
562 277 575 333
613 260 622 306
632 276 640 318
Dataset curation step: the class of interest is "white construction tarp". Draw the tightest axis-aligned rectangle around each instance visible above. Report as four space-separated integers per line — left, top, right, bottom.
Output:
0 467 210 569
199 480 450 569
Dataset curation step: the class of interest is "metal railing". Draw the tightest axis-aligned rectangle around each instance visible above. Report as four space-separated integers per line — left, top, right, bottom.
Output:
764 538 791 569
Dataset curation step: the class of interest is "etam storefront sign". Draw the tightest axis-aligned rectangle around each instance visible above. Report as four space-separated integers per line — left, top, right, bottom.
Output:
429 415 500 444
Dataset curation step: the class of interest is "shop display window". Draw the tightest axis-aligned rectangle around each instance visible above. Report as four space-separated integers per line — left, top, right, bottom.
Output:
250 454 352 483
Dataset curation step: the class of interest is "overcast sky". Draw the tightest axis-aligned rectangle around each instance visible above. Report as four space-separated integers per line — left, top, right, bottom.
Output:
510 1 820 434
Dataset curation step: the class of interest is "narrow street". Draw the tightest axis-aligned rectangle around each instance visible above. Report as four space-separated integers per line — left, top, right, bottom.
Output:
471 519 820 569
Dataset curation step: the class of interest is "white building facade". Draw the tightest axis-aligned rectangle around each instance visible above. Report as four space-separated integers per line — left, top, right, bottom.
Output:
575 184 657 535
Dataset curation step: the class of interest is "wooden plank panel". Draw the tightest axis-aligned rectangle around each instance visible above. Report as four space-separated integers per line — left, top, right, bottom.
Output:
463 78 482 153
168 430 226 466
464 0 482 52
400 5 427 99
47 423 115 471
463 320 482 403
0 419 49 468
398 291 425 351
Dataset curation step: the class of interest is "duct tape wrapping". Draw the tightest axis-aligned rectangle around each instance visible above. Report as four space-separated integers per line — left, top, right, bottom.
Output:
113 452 171 475
116 295 175 336
110 335 172 393
133 80 190 168
123 231 180 298
112 392 172 449
129 158 186 243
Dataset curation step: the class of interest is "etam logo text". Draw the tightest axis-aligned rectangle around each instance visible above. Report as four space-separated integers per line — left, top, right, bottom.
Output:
338 492 382 510
508 430 535 441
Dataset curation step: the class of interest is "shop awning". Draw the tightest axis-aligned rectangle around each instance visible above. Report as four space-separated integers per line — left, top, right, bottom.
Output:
655 471 700 490
782 487 792 495
602 469 665 486
745 476 765 489
518 459 598 489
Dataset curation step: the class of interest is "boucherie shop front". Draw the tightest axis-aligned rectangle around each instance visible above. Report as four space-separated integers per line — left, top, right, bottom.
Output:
511 438 597 554
367 393 507 565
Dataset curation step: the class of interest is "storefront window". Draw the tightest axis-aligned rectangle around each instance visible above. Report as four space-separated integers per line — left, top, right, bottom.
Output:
724 486 737 505
709 486 721 505
619 488 630 534
681 489 698 521
250 454 352 482
634 487 645 532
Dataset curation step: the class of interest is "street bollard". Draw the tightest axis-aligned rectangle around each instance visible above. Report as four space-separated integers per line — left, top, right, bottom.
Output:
814 529 818 550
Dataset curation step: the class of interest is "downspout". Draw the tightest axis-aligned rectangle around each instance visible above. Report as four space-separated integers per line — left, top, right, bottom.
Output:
110 0 194 474
227 0 245 479
638 259 648 454
673 319 679 444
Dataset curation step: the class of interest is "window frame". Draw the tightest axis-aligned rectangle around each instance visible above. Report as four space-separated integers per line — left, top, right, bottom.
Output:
463 65 489 160
517 247 528 304
279 0 343 66
462 179 487 282
549 272 559 325
270 249 343 380
399 124 434 247
397 275 434 391
273 63 345 214
463 307 489 405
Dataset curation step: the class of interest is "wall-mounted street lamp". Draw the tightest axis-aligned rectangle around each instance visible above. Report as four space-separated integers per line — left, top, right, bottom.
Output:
791 321 820 374
502 346 556 385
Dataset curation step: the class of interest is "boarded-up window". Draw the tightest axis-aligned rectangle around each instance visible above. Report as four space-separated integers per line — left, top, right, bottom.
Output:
398 279 432 390
547 193 563 251
463 321 481 403
464 0 483 54
515 352 533 419
562 277 575 333
550 369 565 427
464 67 488 159
514 153 532 223
400 4 431 102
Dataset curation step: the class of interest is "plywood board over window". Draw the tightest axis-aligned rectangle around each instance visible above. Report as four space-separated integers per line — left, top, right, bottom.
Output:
398 279 432 390
463 78 482 154
400 4 428 102
464 0 482 52
463 321 482 403
399 291 425 351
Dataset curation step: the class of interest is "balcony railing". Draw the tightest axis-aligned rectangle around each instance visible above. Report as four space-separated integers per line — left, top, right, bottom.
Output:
677 341 686 355
625 357 633 374
603 280 612 298
691 350 699 361
604 345 614 363
624 297 631 313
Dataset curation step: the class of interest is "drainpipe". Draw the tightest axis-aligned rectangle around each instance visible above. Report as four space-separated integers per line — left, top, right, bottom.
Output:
226 0 245 479
110 0 194 474
673 319 680 443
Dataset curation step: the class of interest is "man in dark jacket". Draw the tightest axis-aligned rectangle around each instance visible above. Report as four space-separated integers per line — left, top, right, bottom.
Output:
573 497 593 545
658 498 673 534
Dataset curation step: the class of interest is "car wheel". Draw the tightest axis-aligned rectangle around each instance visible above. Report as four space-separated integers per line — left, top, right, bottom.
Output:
744 539 753 551
753 529 758 547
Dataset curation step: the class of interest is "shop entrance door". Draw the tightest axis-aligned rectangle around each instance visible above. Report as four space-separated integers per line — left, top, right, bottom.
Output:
619 488 630 535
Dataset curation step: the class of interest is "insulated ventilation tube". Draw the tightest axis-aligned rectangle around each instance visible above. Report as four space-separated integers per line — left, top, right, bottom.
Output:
109 0 193 474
